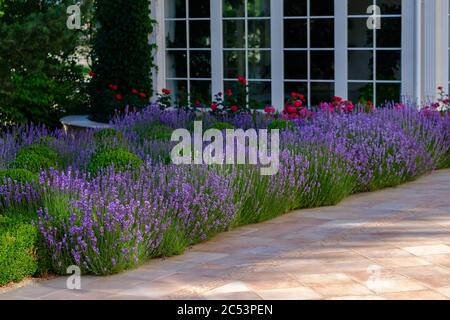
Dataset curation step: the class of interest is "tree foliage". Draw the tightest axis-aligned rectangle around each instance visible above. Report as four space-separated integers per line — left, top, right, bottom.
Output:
0 0 93 127
88 0 155 122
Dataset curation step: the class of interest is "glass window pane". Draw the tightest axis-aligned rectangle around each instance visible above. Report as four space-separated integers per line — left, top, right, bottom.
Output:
224 51 246 79
249 81 272 106
348 82 374 104
284 20 307 48
376 83 401 105
377 17 401 48
223 0 245 17
189 20 211 48
311 83 335 106
223 20 245 48
311 51 334 80
190 81 212 104
248 0 270 17
348 0 373 15
165 0 186 18
310 19 334 48
284 82 308 101
166 21 187 48
189 0 210 18
377 0 401 14
166 51 188 78
284 51 307 80
248 50 271 79
284 0 307 17
248 19 271 48
348 50 373 80
190 51 211 78
376 50 401 81
310 0 334 16
348 18 373 48
167 80 188 106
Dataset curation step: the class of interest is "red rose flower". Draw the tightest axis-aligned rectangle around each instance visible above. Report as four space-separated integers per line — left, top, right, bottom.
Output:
211 103 218 111
115 94 123 101
139 92 146 98
108 84 118 91
286 106 297 114
131 88 139 94
88 71 96 77
438 86 444 91
162 88 171 95
333 96 343 103
195 99 202 105
298 94 305 100
225 89 233 96
237 76 247 85
294 100 302 108
231 105 239 113
264 106 276 113
291 92 298 99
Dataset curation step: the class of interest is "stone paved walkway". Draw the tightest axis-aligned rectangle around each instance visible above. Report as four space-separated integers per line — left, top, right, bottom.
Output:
2 170 450 300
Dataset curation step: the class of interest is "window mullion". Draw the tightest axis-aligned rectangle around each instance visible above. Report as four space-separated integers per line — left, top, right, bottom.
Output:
271 0 284 110
335 0 348 99
211 0 224 100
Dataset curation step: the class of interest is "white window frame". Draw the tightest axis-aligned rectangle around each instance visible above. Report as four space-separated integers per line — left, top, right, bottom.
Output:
154 0 416 109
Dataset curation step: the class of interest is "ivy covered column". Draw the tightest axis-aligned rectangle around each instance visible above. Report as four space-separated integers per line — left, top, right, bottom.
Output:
89 0 155 122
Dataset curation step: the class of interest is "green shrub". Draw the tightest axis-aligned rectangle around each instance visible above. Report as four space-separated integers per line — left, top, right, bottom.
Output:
10 145 59 173
88 148 143 174
93 128 126 151
133 123 174 141
208 122 236 131
0 214 39 286
38 136 57 147
268 120 295 131
0 169 38 184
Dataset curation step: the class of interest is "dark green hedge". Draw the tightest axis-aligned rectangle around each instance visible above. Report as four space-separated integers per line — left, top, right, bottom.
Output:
89 0 155 122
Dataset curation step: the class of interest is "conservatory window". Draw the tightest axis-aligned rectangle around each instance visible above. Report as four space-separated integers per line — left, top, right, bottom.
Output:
165 0 212 105
283 0 335 106
347 0 402 105
223 0 272 106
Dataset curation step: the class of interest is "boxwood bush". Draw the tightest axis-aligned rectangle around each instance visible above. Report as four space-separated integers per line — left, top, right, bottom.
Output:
10 145 59 173
88 148 143 174
208 122 236 131
0 169 38 184
268 119 295 131
0 212 39 286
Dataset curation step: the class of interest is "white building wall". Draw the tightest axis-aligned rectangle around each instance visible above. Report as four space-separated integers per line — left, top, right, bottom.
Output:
151 0 449 105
